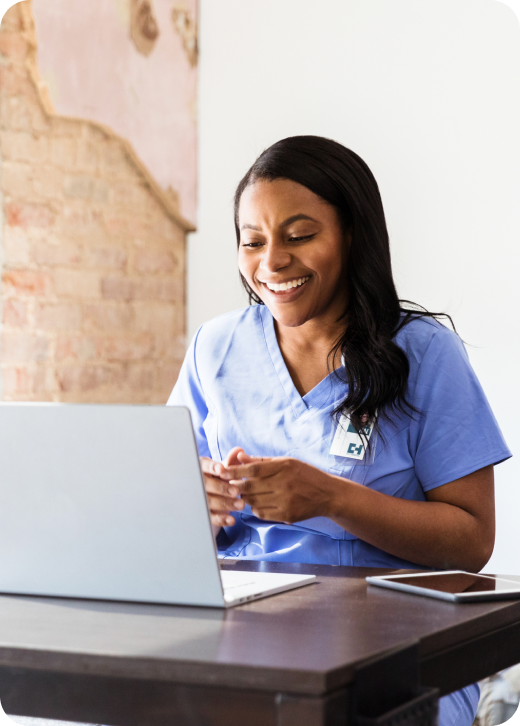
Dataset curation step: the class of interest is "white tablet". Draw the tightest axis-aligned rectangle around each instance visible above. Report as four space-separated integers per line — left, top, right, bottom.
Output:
365 571 520 603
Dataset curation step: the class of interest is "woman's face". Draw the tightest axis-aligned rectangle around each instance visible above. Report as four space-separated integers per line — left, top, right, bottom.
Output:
238 178 349 330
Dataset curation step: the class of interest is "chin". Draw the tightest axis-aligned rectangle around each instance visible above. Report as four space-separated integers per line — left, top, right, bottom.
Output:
268 309 310 329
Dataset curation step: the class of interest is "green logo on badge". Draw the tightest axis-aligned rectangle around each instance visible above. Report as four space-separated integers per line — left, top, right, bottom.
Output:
348 442 363 456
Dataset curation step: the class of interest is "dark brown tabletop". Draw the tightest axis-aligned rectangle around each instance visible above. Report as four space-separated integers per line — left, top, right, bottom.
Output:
0 562 519 726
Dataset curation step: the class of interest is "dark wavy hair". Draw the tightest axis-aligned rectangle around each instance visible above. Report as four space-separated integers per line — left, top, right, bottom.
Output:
234 135 453 433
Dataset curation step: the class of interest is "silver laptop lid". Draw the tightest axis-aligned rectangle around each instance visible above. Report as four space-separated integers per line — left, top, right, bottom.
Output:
0 403 225 607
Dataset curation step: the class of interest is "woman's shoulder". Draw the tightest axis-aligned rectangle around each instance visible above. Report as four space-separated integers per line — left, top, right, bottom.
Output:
394 314 464 367
192 305 263 353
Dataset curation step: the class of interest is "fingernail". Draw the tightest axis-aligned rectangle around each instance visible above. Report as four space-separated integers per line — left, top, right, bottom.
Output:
225 516 234 525
233 500 244 509
228 486 237 496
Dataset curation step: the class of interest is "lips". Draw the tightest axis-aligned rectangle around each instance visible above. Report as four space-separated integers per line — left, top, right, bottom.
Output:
261 276 311 293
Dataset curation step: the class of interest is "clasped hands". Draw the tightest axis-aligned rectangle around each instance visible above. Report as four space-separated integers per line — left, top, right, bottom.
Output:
200 447 337 528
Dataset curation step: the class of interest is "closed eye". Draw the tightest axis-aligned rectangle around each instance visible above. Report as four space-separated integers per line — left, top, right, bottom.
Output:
240 241 264 248
288 234 315 243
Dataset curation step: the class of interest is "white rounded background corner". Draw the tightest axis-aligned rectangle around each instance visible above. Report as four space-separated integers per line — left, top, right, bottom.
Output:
0 1 19 24
496 0 520 24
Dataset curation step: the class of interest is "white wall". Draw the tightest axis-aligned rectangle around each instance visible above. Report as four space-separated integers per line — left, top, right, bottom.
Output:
191 0 520 574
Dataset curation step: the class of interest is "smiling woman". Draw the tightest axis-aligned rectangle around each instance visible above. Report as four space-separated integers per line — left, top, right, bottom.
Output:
167 136 511 726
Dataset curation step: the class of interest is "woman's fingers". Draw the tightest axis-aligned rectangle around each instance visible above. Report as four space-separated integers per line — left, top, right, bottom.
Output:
220 459 280 481
200 456 225 478
224 447 246 467
199 456 248 527
207 492 244 512
211 512 236 527
208 492 242 527
205 475 239 498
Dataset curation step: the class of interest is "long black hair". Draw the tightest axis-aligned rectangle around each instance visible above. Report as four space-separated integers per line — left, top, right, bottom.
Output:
234 135 453 432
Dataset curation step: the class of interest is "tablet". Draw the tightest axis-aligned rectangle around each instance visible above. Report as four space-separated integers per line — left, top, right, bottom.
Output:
365 571 520 602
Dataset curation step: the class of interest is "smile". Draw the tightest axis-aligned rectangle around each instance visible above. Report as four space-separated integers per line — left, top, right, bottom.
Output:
261 276 311 293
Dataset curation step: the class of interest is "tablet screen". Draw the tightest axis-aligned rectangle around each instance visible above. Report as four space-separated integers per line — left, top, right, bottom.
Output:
386 573 519 595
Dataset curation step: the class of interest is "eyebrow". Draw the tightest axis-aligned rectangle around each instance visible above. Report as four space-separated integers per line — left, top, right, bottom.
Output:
240 214 319 232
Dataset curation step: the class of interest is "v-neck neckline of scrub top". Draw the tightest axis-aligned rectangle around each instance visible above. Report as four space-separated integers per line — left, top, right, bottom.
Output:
259 305 343 420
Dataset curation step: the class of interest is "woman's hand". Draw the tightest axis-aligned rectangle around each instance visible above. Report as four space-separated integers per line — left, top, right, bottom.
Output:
200 447 246 528
217 450 495 571
221 453 337 523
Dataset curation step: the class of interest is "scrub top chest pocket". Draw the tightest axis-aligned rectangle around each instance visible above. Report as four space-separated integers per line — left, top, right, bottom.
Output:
328 414 376 485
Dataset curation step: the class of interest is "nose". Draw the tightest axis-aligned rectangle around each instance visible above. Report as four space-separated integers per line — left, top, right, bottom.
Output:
259 240 291 274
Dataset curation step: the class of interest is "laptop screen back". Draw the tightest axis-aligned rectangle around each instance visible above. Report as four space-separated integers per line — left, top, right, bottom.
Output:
0 403 224 607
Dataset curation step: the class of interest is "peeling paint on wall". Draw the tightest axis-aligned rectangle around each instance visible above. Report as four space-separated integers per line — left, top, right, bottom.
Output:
172 5 198 67
32 0 198 223
130 0 159 56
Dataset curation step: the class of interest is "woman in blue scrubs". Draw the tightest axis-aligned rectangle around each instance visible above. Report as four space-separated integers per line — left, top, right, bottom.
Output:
168 136 511 725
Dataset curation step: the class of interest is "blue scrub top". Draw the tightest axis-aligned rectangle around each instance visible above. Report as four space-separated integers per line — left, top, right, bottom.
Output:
168 304 511 569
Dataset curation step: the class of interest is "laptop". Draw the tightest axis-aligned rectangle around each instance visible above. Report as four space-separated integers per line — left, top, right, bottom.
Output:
0 403 315 608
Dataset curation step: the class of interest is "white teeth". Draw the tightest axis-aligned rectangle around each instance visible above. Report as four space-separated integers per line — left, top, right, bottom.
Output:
265 276 310 292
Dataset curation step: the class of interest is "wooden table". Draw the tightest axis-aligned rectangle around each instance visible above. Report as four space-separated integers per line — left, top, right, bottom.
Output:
0 562 519 726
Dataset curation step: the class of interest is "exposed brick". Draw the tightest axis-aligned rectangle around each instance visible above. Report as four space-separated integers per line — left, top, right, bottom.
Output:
158 362 182 393
153 333 186 361
53 269 101 298
1 332 49 362
2 225 30 265
0 1 188 404
0 32 28 61
0 96 33 132
132 302 177 333
103 334 154 361
0 63 32 96
75 140 99 173
0 131 48 163
6 201 54 228
1 161 34 197
101 276 183 301
133 248 177 274
49 136 77 168
103 214 133 236
3 269 52 296
32 166 63 200
112 182 150 211
149 215 183 242
85 246 128 270
2 299 28 327
35 303 83 331
56 206 104 237
100 141 133 177
56 365 114 392
51 117 82 138
84 303 133 332
0 7 23 32
32 240 82 267
63 175 109 203
125 363 156 391
55 336 103 362
1 367 32 395
82 123 107 145
33 366 59 394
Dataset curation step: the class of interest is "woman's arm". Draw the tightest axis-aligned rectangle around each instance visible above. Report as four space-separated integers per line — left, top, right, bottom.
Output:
329 465 495 571
221 456 495 571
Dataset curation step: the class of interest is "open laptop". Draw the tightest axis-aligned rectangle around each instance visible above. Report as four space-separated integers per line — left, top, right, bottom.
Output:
0 403 315 608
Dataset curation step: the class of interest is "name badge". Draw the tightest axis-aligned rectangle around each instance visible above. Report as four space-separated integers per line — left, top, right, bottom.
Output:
329 414 375 461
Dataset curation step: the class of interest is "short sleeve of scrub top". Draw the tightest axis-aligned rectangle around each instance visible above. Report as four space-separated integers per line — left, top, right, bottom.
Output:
168 305 511 570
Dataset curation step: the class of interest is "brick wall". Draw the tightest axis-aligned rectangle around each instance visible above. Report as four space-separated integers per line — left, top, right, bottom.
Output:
0 1 193 403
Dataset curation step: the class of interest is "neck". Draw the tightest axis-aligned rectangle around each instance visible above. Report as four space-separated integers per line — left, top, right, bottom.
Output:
274 314 346 391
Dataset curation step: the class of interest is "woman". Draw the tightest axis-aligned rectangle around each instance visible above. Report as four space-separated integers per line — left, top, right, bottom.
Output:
168 136 511 725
